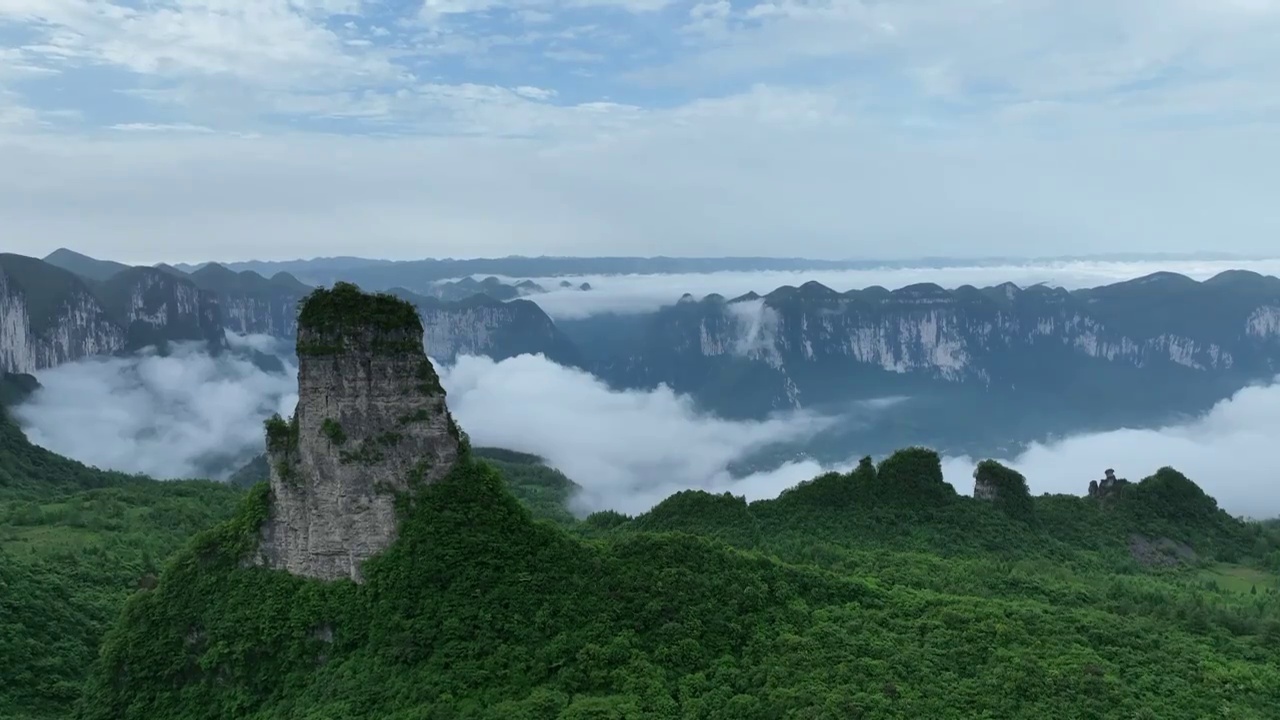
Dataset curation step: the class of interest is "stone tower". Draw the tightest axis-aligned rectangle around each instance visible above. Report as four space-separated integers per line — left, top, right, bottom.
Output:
253 282 462 582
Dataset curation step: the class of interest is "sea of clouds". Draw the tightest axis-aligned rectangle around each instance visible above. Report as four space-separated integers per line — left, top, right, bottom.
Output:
496 257 1280 319
14 334 298 481
13 337 1279 518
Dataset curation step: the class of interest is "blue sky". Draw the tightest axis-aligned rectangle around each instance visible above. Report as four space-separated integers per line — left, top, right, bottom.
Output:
3 0 1280 263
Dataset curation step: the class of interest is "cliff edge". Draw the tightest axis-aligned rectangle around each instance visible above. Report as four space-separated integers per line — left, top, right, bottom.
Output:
251 282 463 582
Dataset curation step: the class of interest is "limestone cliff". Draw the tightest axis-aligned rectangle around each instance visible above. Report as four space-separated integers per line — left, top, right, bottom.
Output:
415 294 583 368
252 282 463 582
0 253 126 373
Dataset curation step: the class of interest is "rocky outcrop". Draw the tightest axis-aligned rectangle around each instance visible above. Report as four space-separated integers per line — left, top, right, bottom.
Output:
1088 468 1131 499
1127 533 1197 568
252 282 463 582
973 467 999 501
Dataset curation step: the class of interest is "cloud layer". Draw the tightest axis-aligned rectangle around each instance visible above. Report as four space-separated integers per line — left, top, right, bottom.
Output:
13 338 1278 519
513 258 1280 318
14 336 297 480
440 353 1280 518
437 353 838 514
948 378 1280 520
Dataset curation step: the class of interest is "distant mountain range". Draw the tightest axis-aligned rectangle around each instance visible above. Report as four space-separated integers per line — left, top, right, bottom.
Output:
606 273 1280 459
0 249 563 373
6 247 1280 461
169 251 1262 290
0 252 224 373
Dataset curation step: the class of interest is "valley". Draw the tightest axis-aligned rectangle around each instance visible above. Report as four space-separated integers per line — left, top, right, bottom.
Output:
2 283 1278 719
6 250 1280 464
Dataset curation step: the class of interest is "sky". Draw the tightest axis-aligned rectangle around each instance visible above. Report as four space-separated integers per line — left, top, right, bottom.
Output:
3 1 1280 263
14 336 1280 518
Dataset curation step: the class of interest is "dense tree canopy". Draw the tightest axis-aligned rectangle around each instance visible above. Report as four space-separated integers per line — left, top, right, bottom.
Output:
2 406 1279 720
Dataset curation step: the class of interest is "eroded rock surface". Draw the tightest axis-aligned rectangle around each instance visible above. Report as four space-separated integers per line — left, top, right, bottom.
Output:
252 282 462 582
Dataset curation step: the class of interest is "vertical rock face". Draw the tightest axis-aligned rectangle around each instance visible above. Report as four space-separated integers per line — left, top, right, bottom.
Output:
416 295 583 368
0 255 127 373
253 282 463 582
97 268 227 350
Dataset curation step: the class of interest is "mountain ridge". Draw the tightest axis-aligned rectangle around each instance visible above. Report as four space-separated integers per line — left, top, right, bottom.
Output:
8 248 1280 461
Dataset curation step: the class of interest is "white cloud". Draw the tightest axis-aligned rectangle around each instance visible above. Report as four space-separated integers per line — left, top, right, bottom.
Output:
725 298 782 362
5 0 394 88
943 378 1280 519
110 122 215 133
666 0 1280 108
437 353 840 515
439 353 1280 518
13 335 297 480
500 258 1280 319
11 338 1278 520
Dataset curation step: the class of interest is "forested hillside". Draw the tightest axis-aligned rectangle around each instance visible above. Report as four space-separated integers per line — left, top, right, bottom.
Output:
0 396 579 720
80 444 1280 719
4 363 1280 718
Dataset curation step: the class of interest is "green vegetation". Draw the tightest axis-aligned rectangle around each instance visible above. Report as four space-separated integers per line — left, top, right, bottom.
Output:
473 447 578 525
974 458 1036 522
0 412 242 720
264 413 298 455
5 384 1280 719
0 410 596 720
321 418 347 445
296 282 424 356
375 430 404 447
338 441 385 466
1199 563 1280 595
337 431 406 465
70 442 1280 720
